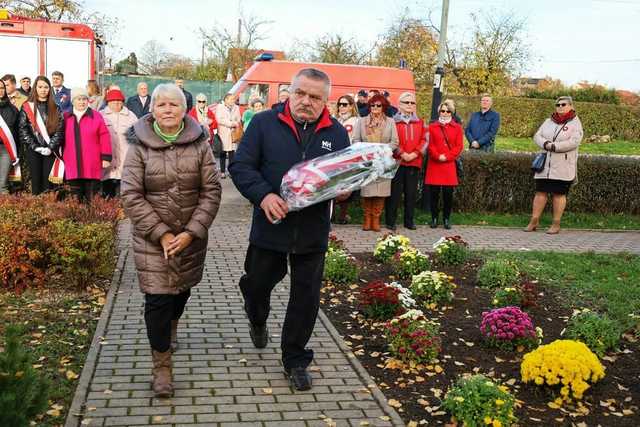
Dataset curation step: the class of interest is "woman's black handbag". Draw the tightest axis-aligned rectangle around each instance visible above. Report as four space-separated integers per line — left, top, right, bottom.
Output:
212 134 222 156
531 152 547 173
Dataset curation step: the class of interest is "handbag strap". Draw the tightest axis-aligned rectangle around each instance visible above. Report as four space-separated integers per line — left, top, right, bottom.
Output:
439 125 452 150
552 118 573 142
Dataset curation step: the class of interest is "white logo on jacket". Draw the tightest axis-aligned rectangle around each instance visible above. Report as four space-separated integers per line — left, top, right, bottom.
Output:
321 140 332 151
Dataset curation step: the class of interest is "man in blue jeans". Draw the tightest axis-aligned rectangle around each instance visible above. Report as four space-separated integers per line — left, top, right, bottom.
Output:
229 68 350 391
465 94 500 152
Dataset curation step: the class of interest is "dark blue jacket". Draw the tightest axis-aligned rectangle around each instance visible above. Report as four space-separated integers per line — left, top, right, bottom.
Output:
126 95 151 118
54 86 72 113
229 102 350 254
464 109 500 152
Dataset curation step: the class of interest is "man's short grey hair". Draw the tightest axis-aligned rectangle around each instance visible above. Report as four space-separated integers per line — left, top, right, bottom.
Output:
150 83 187 111
555 95 573 105
291 68 331 98
480 93 493 101
137 81 148 89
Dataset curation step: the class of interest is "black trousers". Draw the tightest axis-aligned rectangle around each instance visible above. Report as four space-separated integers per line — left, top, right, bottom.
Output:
429 185 454 220
101 179 120 198
68 179 99 203
239 244 326 370
25 148 55 195
385 165 420 227
219 150 235 174
144 290 191 352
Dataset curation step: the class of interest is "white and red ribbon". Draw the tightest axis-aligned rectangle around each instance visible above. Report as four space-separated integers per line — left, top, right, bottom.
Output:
0 114 21 182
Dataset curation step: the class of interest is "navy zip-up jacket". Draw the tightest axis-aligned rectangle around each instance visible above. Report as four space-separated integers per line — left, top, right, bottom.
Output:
464 109 500 151
229 101 350 254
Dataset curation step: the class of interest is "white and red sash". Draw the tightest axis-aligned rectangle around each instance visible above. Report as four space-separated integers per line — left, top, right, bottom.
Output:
23 102 64 184
0 114 21 182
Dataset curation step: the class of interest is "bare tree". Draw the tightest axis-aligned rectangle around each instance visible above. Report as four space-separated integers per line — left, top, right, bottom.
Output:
200 13 272 81
445 11 532 95
138 40 168 75
300 34 374 65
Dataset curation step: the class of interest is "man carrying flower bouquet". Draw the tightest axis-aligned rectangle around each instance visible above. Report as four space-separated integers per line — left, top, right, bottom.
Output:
229 68 350 391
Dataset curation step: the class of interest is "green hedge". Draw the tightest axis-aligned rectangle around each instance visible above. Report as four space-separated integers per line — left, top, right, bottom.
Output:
455 151 640 214
416 93 640 141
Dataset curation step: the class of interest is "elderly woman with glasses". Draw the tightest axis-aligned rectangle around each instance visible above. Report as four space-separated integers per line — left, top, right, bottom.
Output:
524 96 583 234
121 83 222 398
425 100 463 229
352 93 399 232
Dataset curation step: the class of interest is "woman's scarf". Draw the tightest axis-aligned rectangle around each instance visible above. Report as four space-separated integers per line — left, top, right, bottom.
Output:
439 116 452 125
153 120 184 145
551 110 576 124
196 106 207 125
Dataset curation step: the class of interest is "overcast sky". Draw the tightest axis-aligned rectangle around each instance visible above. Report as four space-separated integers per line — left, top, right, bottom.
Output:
87 0 640 91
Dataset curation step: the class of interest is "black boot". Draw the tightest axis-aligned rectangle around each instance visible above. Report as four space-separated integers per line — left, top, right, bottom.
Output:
444 218 452 230
249 323 269 348
430 218 438 229
285 366 312 391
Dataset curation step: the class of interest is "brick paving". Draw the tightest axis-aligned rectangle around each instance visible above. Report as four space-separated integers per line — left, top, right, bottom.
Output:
67 180 640 427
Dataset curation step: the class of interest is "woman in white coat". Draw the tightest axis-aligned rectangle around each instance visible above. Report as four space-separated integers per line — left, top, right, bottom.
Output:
101 89 138 197
215 93 241 178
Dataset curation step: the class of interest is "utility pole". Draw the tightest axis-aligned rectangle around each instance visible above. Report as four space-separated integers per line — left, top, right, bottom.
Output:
430 0 450 120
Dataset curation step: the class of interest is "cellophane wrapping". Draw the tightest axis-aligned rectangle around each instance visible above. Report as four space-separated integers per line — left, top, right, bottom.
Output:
280 142 399 211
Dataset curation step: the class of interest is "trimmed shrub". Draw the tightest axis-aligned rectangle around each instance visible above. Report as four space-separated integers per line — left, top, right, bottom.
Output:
455 151 640 214
417 93 640 141
0 325 50 427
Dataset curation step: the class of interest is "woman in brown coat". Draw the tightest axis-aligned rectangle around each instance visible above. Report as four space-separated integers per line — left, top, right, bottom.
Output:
121 83 222 398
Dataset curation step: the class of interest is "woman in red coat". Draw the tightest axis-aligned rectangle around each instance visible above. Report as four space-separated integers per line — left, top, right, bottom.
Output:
425 101 463 229
188 93 217 144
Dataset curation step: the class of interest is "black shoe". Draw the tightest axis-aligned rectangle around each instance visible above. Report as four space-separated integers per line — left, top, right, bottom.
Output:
404 223 417 230
444 219 452 230
430 218 438 229
285 366 312 391
385 224 396 231
249 323 268 348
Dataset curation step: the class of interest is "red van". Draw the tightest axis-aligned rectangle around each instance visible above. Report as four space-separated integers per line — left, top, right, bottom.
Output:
228 56 415 110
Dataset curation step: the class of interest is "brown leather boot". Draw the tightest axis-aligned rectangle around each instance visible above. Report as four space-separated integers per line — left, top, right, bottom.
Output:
371 198 383 232
523 217 539 232
362 198 372 231
170 320 178 352
151 350 173 398
546 221 561 235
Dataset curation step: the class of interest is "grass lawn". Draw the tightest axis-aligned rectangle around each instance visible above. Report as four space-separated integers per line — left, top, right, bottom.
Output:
0 288 106 426
344 204 640 230
496 136 640 156
485 251 640 332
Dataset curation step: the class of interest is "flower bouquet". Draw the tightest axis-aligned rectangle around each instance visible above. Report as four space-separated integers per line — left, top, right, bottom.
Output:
280 142 399 211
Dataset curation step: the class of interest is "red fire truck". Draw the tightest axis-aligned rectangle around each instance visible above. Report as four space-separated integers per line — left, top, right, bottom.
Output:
0 9 104 87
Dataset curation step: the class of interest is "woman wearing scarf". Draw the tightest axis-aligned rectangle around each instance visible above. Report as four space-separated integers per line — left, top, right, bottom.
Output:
385 92 427 231
352 93 399 232
525 96 583 234
0 80 20 193
18 75 64 195
332 94 359 225
425 101 463 229
62 87 112 203
215 93 241 178
188 93 217 143
121 83 221 398
101 89 138 198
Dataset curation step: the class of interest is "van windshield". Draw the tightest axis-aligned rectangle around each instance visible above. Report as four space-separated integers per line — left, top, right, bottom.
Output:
238 83 269 106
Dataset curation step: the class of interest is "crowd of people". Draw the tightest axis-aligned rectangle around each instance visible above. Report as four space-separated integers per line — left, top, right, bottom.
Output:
0 66 583 397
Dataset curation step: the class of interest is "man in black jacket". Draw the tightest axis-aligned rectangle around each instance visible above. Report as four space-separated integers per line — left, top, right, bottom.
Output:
230 68 350 391
125 82 151 118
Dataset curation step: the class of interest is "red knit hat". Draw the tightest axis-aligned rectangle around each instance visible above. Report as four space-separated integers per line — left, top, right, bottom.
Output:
105 89 125 102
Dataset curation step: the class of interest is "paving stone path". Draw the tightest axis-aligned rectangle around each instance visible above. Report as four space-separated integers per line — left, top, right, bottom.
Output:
66 180 640 427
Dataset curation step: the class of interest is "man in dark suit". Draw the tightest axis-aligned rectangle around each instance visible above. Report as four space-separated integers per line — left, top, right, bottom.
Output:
125 81 151 118
51 71 71 113
175 78 193 112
